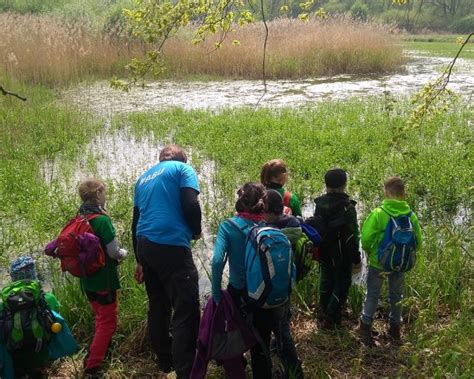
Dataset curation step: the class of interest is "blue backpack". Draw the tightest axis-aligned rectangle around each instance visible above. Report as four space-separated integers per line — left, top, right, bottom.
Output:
227 218 294 308
245 226 294 308
378 209 417 272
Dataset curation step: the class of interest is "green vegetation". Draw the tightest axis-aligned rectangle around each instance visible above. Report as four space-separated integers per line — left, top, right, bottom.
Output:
1 72 472 376
402 35 474 59
1 0 473 33
1 1 472 378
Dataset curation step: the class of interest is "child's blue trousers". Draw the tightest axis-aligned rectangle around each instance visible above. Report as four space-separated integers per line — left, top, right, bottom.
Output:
361 267 404 325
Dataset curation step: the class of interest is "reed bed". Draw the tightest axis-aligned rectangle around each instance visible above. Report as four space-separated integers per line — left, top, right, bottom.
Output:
0 12 144 86
1 13 404 85
164 17 405 79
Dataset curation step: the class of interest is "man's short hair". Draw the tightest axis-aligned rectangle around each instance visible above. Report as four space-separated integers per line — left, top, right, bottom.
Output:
384 176 405 197
159 145 187 163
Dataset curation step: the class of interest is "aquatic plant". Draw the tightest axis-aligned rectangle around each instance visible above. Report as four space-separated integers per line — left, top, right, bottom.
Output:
1 74 472 375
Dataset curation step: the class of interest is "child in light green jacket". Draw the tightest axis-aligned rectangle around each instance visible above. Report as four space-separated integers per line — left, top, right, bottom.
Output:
359 177 422 345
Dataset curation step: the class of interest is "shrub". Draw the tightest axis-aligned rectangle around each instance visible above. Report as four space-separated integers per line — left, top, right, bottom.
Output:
350 1 369 22
0 0 61 13
323 1 349 16
449 14 474 33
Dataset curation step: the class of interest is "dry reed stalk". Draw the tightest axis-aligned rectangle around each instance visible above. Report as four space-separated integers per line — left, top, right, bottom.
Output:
0 12 144 86
0 13 404 85
164 17 405 79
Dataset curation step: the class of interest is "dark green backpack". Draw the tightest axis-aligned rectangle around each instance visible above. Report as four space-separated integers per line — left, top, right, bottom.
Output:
0 280 54 352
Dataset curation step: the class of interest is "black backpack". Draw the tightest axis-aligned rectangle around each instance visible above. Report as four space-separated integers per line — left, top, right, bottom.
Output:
307 200 356 267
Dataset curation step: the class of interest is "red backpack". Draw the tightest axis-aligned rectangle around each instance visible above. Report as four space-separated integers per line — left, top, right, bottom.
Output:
48 214 106 277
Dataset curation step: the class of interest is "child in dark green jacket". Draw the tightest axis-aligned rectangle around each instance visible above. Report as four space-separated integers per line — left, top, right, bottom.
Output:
308 168 361 328
359 177 422 345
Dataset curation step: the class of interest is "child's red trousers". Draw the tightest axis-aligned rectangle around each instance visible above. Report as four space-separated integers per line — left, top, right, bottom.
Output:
84 292 118 369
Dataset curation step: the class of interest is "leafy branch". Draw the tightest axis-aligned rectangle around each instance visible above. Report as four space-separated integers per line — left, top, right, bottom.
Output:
112 0 250 91
112 0 327 95
406 32 473 130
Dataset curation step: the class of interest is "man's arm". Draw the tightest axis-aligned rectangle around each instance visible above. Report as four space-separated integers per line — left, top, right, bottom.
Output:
132 206 140 261
180 187 202 238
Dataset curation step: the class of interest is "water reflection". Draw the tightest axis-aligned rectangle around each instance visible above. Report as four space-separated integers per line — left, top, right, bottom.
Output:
63 54 473 115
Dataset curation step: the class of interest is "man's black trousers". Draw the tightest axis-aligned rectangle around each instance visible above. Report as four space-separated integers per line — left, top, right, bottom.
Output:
137 238 200 379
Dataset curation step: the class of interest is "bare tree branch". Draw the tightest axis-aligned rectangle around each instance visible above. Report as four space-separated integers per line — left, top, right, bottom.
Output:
0 85 27 101
409 32 473 128
443 32 473 85
255 0 269 109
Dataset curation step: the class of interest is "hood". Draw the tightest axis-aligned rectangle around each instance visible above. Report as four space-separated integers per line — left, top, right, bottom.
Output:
314 193 354 216
381 199 411 216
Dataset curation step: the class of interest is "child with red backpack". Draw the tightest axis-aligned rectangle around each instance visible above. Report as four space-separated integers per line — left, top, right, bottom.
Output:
46 179 127 376
260 159 302 216
77 179 127 375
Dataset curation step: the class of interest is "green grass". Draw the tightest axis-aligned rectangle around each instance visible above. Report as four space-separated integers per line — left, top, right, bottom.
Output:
402 34 474 59
122 95 471 377
1 77 473 377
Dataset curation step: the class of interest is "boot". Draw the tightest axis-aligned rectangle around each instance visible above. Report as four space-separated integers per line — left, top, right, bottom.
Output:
83 366 102 379
358 321 374 346
388 323 401 343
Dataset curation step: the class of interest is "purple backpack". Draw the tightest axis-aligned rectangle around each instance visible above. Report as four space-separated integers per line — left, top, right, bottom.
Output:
191 290 257 379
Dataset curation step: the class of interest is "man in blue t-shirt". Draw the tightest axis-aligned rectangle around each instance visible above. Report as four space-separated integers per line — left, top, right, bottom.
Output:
132 145 202 379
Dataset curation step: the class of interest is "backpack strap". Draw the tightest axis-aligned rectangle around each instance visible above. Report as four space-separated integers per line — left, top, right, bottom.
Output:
83 213 101 222
226 217 256 236
283 191 291 207
223 218 256 267
380 207 412 220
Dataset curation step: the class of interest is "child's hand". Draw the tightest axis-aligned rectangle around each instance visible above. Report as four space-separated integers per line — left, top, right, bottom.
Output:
135 263 144 284
117 248 128 263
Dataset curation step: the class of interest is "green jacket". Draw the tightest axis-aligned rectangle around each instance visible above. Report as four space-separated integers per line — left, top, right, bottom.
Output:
361 199 423 270
80 215 121 293
273 187 302 217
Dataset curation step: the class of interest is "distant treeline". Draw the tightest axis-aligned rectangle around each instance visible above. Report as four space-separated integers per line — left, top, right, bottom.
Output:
0 0 472 33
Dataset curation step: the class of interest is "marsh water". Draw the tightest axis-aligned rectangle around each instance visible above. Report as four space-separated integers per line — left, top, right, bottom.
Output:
64 53 474 115
31 51 474 294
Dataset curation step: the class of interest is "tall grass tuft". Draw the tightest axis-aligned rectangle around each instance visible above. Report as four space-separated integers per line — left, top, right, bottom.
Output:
1 13 404 85
0 12 144 86
164 17 405 79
